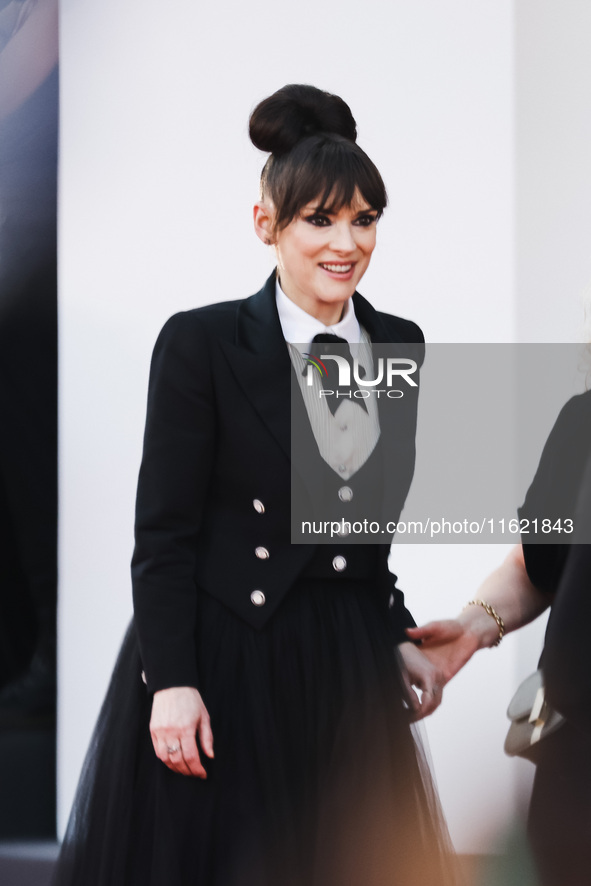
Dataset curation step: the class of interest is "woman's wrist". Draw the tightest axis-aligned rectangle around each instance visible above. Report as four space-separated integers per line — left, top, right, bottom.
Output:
457 602 505 651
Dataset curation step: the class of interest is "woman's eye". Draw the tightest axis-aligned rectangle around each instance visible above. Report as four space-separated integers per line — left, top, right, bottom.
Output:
305 214 331 227
354 214 378 227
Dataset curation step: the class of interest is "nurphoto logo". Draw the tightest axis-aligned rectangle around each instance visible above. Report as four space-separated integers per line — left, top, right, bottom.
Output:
303 353 418 401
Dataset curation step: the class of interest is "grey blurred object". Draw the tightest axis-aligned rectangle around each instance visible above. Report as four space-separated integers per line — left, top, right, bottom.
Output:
504 670 564 761
0 0 58 121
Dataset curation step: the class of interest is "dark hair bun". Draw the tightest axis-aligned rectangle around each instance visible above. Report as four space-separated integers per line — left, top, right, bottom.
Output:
249 84 357 155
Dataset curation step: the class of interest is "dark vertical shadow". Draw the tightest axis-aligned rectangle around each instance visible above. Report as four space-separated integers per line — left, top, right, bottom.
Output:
0 0 59 839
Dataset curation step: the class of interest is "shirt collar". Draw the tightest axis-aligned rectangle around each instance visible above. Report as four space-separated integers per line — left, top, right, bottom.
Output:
275 278 361 346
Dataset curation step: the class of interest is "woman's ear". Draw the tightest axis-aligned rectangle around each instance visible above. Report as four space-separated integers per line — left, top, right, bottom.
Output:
253 201 275 245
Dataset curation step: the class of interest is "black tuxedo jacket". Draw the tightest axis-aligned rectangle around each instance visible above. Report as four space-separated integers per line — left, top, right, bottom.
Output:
131 271 425 693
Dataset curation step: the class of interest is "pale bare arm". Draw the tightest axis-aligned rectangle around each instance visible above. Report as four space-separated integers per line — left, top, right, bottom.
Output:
406 544 550 685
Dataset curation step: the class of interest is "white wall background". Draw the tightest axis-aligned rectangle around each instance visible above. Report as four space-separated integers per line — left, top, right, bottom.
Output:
516 0 591 344
58 0 591 853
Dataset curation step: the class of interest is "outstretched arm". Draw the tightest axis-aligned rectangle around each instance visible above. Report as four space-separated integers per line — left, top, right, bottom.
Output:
406 545 550 685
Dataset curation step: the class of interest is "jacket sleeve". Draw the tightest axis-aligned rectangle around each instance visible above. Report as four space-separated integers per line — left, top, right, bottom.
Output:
131 312 216 694
388 576 417 644
378 316 424 643
519 394 591 592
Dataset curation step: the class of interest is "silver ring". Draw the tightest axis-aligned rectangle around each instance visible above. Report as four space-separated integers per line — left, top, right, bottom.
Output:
167 744 181 755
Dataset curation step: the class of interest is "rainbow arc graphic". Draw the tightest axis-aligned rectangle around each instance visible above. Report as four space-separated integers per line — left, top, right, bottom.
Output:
302 353 329 377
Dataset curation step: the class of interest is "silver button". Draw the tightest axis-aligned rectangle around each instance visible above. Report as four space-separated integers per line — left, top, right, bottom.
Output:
141 670 147 685
253 499 265 514
335 523 350 537
338 486 353 502
255 546 270 560
250 590 266 606
332 555 347 572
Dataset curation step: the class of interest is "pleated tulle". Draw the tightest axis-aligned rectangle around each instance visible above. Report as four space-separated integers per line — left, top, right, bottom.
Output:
52 580 459 886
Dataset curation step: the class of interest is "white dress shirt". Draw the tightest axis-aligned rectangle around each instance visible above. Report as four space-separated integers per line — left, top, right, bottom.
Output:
276 280 380 480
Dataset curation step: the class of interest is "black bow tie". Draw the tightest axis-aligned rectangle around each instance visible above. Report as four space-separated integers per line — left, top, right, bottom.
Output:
303 333 368 415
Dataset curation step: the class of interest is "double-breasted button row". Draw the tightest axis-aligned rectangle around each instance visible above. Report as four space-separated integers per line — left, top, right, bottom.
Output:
251 500 267 605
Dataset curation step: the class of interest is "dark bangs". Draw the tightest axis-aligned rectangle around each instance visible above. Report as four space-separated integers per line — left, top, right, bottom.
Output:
261 133 387 232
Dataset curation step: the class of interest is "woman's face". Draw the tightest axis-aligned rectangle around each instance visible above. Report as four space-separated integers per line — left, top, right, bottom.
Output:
258 190 378 325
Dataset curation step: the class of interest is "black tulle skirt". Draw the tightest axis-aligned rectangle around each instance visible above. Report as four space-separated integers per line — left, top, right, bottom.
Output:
52 579 458 886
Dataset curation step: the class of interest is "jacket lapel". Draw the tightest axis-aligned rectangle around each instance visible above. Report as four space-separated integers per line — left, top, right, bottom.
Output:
220 272 327 510
219 271 301 463
352 292 423 524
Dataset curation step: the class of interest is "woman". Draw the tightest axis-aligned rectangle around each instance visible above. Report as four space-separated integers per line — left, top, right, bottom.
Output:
409 389 591 886
53 84 456 886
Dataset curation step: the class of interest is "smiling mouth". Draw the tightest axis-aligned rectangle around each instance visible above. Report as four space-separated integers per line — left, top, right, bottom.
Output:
320 263 353 274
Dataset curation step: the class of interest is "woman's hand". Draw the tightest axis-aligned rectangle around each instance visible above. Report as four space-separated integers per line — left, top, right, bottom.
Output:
150 686 214 777
405 620 480 686
397 641 446 720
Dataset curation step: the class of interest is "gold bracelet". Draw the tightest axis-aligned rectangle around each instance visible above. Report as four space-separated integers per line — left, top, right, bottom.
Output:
465 599 505 647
